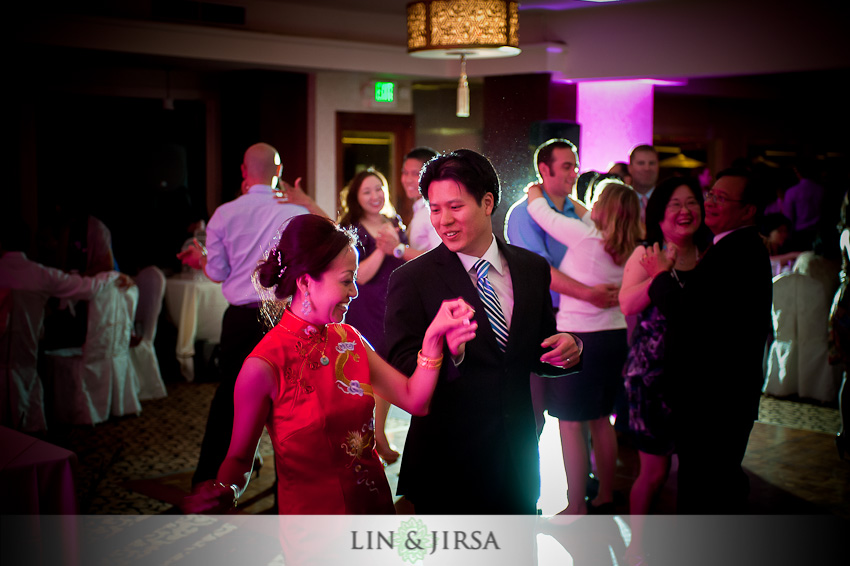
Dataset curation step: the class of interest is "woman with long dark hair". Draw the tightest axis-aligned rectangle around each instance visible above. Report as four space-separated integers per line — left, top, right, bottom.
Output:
338 168 410 464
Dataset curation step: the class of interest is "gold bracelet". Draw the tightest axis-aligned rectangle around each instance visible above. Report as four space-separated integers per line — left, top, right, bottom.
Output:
417 350 443 370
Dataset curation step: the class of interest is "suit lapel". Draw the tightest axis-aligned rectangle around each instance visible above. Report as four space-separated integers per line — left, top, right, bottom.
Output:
432 243 477 299
700 226 758 271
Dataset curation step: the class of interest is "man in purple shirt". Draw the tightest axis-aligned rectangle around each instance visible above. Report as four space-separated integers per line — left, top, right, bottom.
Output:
782 158 825 251
179 142 312 488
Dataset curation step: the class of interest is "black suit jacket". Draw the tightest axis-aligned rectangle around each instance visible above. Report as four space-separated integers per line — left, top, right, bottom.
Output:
384 238 570 514
649 226 773 426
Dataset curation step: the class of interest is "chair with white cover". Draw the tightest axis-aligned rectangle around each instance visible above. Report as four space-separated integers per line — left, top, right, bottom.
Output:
130 266 167 401
0 289 49 432
764 271 840 402
46 272 142 425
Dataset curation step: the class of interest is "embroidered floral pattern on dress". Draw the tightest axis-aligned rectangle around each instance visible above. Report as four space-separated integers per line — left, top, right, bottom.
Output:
336 341 356 353
354 465 381 494
342 429 369 460
337 379 365 396
345 422 381 494
331 326 374 398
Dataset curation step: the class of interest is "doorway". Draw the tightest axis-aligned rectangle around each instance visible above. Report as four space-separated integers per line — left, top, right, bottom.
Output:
336 112 415 225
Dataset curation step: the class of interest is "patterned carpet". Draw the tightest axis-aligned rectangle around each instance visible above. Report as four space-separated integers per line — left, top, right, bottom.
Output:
757 394 841 434
40 382 842 515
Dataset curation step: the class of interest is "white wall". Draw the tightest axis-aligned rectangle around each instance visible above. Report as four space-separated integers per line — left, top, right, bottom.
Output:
311 72 413 217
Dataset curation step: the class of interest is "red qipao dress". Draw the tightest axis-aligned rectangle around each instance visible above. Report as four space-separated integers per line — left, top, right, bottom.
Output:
247 308 395 514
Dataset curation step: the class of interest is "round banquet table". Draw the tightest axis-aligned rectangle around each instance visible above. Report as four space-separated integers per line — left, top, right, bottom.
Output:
164 272 230 381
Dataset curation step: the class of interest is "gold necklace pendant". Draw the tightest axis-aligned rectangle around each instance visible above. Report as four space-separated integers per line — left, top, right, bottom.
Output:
287 316 331 367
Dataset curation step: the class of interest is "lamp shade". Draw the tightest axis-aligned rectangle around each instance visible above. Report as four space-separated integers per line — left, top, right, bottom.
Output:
658 154 706 169
407 0 521 59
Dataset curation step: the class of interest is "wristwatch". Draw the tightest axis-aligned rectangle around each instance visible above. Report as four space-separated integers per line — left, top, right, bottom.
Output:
393 243 407 258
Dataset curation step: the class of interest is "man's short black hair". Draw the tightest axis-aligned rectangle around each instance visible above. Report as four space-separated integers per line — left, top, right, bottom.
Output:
420 149 501 210
716 167 764 209
405 147 438 164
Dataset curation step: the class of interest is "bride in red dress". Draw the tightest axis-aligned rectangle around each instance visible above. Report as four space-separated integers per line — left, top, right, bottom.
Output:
182 214 476 514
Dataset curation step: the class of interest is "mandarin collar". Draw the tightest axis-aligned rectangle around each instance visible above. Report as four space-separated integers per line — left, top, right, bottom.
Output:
280 308 327 340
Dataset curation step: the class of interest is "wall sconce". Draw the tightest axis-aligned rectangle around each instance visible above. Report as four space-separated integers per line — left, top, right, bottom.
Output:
407 0 521 117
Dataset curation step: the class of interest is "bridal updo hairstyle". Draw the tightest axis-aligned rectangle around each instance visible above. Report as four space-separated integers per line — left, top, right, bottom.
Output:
256 214 358 301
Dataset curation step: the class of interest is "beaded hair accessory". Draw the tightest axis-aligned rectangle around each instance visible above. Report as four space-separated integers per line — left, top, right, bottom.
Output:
276 249 286 279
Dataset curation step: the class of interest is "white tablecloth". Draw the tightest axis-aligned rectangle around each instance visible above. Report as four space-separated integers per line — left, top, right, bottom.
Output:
764 272 841 402
164 274 229 381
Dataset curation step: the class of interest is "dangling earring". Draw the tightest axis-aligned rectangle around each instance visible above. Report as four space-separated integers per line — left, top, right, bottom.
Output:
301 291 312 315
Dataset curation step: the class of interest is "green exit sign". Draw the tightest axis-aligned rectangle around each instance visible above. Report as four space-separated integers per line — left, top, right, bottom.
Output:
375 81 395 102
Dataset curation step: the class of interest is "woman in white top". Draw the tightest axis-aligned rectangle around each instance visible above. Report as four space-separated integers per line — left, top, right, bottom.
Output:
527 179 642 515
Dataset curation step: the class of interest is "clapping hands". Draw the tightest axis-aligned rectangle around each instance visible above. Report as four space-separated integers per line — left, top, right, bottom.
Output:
375 223 401 256
640 242 676 277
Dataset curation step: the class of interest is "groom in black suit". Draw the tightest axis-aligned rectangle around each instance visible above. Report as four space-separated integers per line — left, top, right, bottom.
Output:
648 168 772 514
384 149 582 514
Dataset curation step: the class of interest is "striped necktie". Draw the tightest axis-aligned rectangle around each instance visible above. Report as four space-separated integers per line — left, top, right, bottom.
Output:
473 259 508 352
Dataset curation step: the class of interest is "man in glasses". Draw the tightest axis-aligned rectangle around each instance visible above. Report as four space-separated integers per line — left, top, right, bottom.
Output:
646 167 772 514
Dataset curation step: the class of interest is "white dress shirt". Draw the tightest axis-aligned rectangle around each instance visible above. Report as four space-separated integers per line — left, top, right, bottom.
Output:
407 197 442 252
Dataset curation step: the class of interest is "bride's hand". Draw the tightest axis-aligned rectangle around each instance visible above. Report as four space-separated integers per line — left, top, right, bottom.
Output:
180 480 235 515
424 297 477 357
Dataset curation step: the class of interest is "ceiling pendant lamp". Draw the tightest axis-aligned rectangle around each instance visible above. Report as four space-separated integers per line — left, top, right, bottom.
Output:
407 0 521 117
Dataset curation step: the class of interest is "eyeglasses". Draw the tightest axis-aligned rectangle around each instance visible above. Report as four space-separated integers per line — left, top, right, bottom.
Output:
666 199 701 211
704 190 743 205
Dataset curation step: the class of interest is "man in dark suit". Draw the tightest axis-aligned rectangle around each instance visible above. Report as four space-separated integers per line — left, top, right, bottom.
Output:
647 168 772 513
384 149 582 514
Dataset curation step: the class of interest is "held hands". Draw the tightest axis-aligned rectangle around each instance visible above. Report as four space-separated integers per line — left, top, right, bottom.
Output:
540 333 582 369
180 480 236 515
176 238 205 270
425 297 477 357
640 243 676 278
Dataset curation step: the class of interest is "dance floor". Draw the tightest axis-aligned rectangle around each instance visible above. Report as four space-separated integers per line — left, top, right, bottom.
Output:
32 381 848 518
4 380 847 565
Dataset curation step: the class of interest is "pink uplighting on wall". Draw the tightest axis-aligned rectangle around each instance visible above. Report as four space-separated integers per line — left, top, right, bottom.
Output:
576 80 654 175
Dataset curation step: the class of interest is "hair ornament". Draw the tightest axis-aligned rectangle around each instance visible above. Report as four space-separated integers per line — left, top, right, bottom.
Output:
276 249 286 279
